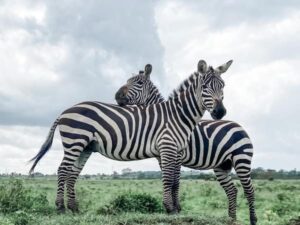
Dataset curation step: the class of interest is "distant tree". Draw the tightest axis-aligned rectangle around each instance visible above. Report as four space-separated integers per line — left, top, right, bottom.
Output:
122 168 132 175
83 174 91 179
137 172 146 179
112 171 119 179
32 172 44 177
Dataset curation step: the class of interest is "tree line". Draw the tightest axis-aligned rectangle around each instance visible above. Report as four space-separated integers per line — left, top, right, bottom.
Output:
1 167 299 180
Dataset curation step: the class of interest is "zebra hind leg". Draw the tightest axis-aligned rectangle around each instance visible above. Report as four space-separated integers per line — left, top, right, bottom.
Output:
214 165 238 221
66 148 93 213
159 139 179 214
55 158 72 213
234 156 257 225
157 155 181 213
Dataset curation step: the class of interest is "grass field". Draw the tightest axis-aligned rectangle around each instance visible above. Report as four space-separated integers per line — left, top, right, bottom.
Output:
0 178 299 225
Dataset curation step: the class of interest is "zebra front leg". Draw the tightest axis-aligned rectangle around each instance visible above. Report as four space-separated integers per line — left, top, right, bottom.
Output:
66 150 92 213
172 155 182 213
159 142 178 214
214 167 238 221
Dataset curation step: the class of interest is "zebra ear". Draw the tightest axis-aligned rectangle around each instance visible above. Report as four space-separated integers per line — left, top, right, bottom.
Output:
215 60 233 74
197 60 207 74
144 64 152 78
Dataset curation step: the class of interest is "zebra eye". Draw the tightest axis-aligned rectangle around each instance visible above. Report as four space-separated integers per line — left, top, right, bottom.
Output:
137 81 144 85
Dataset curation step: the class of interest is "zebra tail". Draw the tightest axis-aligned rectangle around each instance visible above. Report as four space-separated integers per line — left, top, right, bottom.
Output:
29 118 60 175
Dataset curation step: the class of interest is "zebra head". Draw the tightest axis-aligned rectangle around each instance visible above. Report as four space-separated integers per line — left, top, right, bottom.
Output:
115 64 164 106
198 59 233 120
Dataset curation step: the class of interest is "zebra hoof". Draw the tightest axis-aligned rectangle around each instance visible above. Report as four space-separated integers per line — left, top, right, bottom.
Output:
177 205 181 213
165 207 176 215
56 206 66 214
168 210 178 215
68 205 79 213
166 207 179 215
250 216 257 225
67 202 79 213
174 205 181 213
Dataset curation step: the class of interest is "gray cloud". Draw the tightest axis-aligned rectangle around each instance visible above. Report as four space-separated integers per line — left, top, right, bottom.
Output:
0 0 164 126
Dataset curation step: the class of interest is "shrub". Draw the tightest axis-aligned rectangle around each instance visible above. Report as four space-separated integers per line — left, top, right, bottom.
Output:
0 217 14 225
97 192 163 214
0 179 52 214
11 211 32 225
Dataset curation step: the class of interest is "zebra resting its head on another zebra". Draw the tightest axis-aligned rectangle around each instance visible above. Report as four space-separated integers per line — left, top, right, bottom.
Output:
115 64 165 106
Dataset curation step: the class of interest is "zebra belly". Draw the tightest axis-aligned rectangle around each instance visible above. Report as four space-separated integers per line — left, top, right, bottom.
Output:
181 148 231 170
93 137 159 161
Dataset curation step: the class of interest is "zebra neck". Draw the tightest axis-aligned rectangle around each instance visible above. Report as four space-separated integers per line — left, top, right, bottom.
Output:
145 88 165 105
168 89 204 137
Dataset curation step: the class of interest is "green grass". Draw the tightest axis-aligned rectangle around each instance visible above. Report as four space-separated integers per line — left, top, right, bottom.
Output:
0 179 300 225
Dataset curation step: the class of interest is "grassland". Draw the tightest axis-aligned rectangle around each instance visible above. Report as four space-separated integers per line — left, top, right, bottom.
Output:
0 178 299 225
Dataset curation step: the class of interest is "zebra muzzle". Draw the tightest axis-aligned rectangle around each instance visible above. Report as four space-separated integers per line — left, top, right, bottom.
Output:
115 86 129 106
211 100 226 120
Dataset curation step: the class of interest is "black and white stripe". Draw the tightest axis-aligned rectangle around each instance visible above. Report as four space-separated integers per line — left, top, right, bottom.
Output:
29 60 225 214
116 60 257 225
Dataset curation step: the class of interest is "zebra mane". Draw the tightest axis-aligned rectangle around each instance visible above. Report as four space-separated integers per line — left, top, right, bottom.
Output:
146 79 165 104
168 72 200 100
168 66 216 100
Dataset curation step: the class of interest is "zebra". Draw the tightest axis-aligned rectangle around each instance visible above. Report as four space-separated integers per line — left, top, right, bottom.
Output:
115 61 257 225
29 59 228 214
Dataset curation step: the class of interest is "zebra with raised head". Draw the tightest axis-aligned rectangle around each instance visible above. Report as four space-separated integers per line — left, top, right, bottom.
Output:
115 61 257 225
29 59 228 214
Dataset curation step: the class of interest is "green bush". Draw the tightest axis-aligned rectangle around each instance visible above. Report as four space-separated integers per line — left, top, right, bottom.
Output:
0 216 14 225
98 192 163 214
0 179 52 214
11 211 32 225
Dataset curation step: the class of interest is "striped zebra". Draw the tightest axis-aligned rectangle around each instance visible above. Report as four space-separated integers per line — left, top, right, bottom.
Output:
29 59 228 214
115 61 257 225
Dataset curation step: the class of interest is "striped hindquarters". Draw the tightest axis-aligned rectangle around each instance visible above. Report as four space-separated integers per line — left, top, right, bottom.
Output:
183 120 253 169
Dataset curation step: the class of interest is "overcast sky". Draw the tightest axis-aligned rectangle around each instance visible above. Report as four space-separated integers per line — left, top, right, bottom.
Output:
0 0 299 174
